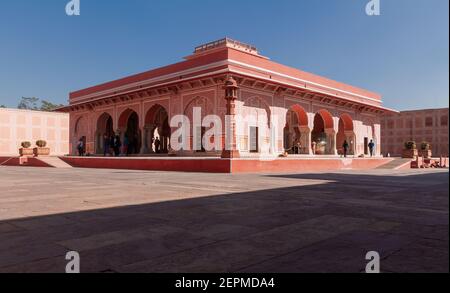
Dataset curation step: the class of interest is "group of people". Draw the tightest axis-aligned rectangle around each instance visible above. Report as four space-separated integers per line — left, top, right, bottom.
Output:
290 138 302 154
79 135 376 157
75 133 166 157
341 139 376 158
102 133 122 157
152 137 162 153
288 137 376 157
101 133 141 157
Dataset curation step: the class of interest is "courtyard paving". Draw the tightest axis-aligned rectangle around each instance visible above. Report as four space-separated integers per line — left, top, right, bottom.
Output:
0 166 448 273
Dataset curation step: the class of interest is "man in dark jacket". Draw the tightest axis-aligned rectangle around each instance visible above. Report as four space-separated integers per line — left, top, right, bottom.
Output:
342 140 350 158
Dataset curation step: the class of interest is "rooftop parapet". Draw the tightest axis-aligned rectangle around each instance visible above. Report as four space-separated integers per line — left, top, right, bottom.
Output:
187 38 268 59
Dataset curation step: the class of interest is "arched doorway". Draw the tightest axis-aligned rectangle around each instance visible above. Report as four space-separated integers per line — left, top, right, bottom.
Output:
284 105 310 154
336 114 355 156
243 96 271 154
311 109 335 155
96 113 114 155
118 109 141 155
144 104 171 154
73 116 88 155
184 96 211 153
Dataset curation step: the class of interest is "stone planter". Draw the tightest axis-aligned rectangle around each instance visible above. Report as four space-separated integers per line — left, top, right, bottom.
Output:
419 149 432 159
33 147 50 157
402 149 418 159
19 148 34 157
315 144 326 155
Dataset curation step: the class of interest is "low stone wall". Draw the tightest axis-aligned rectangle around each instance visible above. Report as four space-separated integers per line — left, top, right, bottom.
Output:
60 157 231 173
230 158 393 173
0 157 53 168
58 156 393 174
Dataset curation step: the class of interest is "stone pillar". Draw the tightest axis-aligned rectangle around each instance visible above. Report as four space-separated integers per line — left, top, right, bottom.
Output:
221 76 240 159
325 128 337 155
117 127 125 155
345 131 356 155
299 126 312 155
95 130 102 155
140 126 149 154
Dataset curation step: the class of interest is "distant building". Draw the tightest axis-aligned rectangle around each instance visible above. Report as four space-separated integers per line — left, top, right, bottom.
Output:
381 108 449 157
0 108 69 156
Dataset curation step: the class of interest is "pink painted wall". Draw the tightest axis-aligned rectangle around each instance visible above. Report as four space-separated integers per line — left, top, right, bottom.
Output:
381 108 449 157
0 108 69 156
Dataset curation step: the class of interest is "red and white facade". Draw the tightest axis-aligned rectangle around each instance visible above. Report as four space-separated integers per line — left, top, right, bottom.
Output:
62 38 395 158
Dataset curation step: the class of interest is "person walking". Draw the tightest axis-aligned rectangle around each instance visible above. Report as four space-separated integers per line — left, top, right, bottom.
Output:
368 139 376 157
342 140 349 158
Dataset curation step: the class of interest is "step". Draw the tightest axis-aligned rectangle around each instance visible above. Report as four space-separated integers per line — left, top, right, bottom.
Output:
376 158 412 170
37 156 73 168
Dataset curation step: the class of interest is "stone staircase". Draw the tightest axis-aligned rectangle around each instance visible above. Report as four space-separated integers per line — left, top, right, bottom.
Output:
376 158 412 170
37 156 73 168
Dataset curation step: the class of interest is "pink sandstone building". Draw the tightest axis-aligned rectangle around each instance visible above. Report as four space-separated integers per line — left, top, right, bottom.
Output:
61 38 396 159
0 108 69 156
381 108 449 157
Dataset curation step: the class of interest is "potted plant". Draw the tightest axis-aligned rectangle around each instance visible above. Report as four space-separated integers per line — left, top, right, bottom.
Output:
419 141 432 158
402 141 418 158
33 140 50 157
19 141 33 157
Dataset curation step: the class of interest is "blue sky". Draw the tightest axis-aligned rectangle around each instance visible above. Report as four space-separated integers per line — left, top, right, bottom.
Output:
0 0 448 110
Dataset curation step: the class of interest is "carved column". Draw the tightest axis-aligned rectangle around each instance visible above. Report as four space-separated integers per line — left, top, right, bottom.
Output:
299 126 312 155
325 128 337 155
345 130 355 155
221 76 240 159
140 126 149 154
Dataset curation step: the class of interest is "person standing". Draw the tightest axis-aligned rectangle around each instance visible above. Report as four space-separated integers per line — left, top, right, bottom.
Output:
114 135 122 157
155 137 161 154
368 139 376 157
109 133 115 156
123 135 129 156
103 134 110 157
77 138 84 157
311 141 317 155
342 140 349 158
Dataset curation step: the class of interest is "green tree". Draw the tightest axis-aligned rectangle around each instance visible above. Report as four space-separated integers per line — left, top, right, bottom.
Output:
40 100 64 111
17 97 39 110
0 105 6 108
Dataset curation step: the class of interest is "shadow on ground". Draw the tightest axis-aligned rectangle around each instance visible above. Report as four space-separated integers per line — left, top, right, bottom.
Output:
0 171 448 273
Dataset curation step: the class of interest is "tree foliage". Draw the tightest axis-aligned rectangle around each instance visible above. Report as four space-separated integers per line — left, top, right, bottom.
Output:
17 97 63 111
40 100 64 111
17 97 40 110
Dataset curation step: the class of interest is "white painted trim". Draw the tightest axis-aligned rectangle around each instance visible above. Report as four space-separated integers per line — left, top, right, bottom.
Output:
228 59 382 103
69 68 230 106
229 68 396 112
69 58 398 113
71 60 230 102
